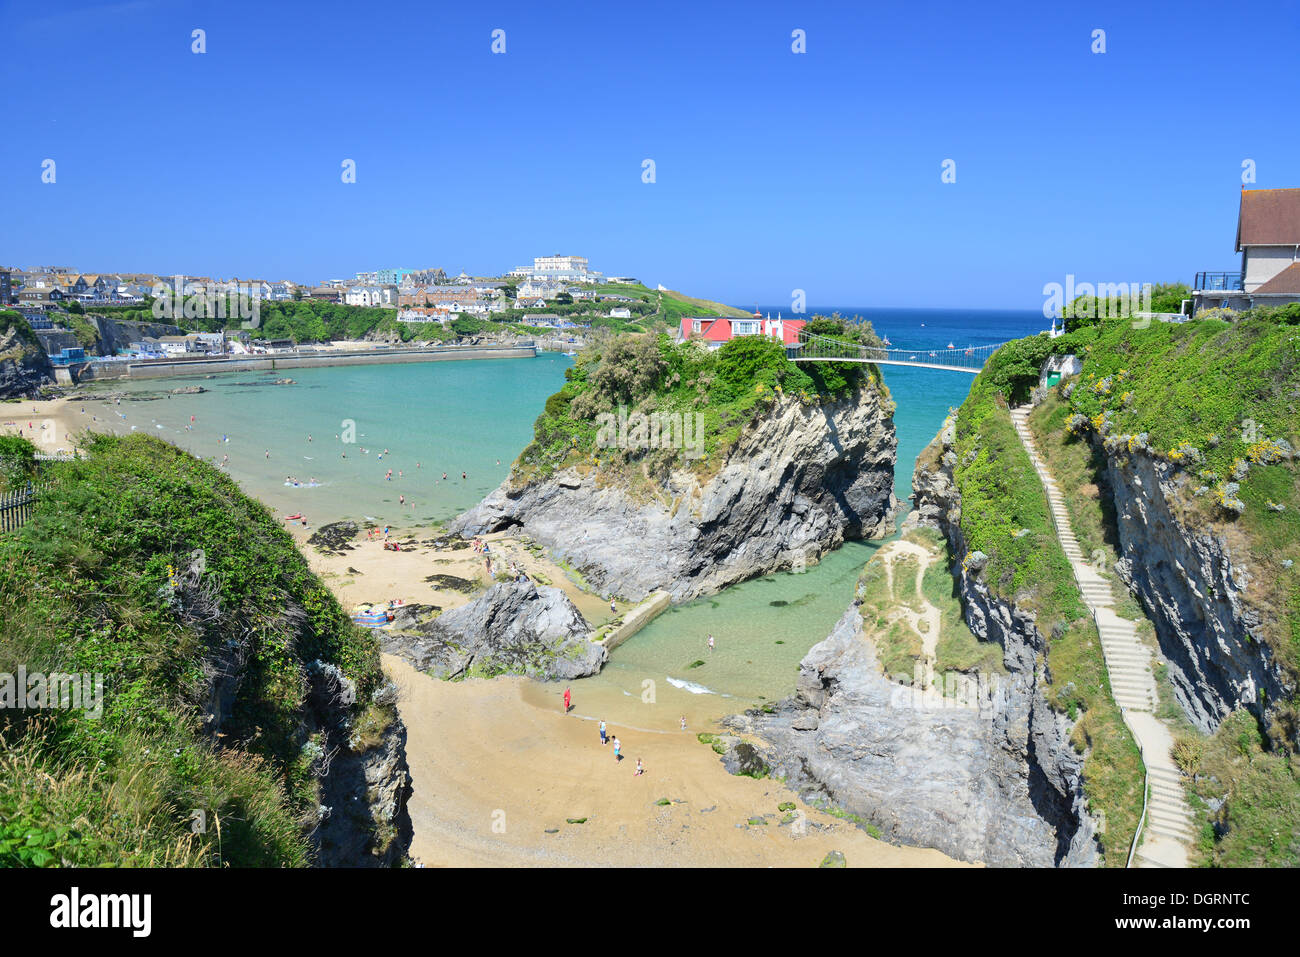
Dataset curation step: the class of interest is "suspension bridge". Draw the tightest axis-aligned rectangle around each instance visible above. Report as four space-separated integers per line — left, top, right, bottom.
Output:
787 329 1009 373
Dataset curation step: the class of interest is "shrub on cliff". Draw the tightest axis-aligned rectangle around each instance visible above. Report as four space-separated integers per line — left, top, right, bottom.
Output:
0 434 402 866
517 324 883 479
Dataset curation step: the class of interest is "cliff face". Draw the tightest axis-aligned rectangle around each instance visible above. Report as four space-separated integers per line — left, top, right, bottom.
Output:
90 315 181 356
0 323 54 398
454 388 899 602
727 421 1099 867
1090 438 1293 740
313 698 413 868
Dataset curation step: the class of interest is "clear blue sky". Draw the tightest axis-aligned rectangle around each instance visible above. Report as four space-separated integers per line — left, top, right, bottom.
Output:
3 0 1298 308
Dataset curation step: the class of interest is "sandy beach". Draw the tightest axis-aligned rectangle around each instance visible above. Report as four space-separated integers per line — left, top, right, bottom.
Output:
7 394 972 868
0 395 96 456
384 655 970 868
297 524 626 626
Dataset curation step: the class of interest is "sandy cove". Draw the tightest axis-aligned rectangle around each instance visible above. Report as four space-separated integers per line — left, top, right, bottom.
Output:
384 655 970 868
8 395 971 867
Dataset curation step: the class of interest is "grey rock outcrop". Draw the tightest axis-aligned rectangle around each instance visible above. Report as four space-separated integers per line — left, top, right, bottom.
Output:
454 389 898 601
1092 442 1292 740
382 579 604 680
0 323 54 398
726 424 1100 867
728 601 1095 867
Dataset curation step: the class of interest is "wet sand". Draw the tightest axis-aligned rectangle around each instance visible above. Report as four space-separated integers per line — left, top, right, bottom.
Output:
385 655 971 868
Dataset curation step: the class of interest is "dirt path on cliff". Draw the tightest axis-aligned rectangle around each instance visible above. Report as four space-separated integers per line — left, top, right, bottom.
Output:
383 654 972 868
879 539 942 687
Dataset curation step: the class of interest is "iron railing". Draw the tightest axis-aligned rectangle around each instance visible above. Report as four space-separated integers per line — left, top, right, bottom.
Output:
1194 271 1243 291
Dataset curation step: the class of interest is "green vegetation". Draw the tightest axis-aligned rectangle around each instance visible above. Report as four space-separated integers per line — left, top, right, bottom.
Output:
1183 710 1299 867
950 337 1143 865
1053 318 1300 688
963 311 1300 866
1062 282 1191 332
518 319 883 482
0 435 38 492
0 310 44 356
0 434 399 866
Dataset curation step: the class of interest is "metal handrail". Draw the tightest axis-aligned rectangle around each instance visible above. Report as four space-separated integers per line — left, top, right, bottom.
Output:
1011 405 1152 867
1127 744 1150 869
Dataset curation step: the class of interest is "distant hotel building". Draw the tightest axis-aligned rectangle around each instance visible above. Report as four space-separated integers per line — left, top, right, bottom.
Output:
510 255 604 284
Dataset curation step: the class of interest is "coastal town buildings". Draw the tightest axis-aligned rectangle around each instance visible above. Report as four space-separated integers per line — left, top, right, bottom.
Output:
1193 186 1300 314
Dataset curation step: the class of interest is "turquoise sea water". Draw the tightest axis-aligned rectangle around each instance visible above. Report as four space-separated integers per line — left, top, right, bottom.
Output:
86 354 573 526
87 309 1044 719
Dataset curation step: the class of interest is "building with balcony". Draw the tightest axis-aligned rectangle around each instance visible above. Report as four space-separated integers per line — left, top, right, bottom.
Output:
1194 187 1300 314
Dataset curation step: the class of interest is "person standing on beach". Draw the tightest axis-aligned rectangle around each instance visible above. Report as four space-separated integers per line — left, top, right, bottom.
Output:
599 719 607 745
707 634 715 653
680 715 687 731
563 687 572 714
612 736 621 762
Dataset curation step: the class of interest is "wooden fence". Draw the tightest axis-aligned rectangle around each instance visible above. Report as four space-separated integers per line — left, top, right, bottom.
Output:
0 483 38 533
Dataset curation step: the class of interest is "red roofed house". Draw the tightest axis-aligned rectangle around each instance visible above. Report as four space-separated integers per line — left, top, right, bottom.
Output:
1194 187 1300 314
677 311 805 349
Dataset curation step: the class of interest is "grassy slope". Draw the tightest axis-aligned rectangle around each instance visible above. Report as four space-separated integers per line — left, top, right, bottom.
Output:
0 434 396 867
1039 318 1300 867
976 314 1300 867
1059 318 1300 680
951 347 1143 865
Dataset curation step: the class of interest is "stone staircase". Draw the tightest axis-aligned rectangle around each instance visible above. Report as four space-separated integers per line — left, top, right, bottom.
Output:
1010 406 1192 868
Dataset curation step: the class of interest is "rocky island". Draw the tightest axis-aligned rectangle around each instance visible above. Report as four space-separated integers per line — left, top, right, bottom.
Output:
456 323 899 601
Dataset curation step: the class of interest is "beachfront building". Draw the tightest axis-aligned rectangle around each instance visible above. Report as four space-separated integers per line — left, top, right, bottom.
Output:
676 312 806 350
397 307 452 323
1193 187 1300 314
516 278 566 301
